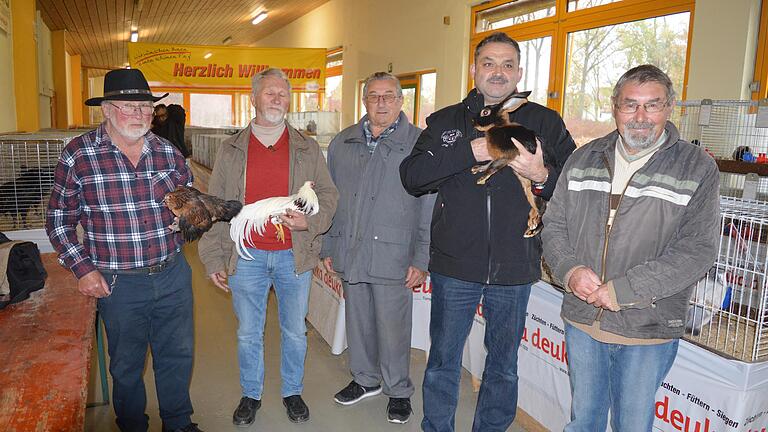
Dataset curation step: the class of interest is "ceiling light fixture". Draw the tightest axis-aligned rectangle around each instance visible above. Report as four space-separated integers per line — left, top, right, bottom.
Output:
222 36 232 44
252 12 268 25
204 52 213 59
130 31 139 42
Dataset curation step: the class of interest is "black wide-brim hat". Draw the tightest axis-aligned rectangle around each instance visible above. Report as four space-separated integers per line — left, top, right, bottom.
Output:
85 68 169 106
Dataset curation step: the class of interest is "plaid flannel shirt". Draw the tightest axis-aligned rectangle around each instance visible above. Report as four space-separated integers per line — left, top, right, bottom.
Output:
362 116 401 154
46 124 193 278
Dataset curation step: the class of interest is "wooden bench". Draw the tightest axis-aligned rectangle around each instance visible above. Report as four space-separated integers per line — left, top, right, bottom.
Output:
0 253 96 431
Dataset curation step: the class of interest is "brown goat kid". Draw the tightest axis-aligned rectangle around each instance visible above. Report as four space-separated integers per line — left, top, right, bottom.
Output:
471 91 546 238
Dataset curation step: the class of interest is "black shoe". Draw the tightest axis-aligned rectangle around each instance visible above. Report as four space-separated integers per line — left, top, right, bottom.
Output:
283 395 310 423
333 380 383 405
163 423 204 432
387 398 412 424
232 396 261 426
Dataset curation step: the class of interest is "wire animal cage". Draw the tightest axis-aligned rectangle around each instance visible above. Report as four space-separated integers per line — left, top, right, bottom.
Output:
0 132 79 232
686 196 768 362
673 100 768 200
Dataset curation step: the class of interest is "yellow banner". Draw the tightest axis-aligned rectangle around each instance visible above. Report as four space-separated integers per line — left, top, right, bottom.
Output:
127 42 326 91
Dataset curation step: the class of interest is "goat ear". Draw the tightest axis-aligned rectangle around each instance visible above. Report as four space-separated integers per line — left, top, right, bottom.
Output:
501 96 527 113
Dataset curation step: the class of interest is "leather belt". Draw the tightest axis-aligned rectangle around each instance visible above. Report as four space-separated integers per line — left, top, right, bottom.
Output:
103 251 179 275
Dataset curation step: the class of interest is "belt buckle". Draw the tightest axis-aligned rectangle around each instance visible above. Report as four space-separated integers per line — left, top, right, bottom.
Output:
147 262 165 275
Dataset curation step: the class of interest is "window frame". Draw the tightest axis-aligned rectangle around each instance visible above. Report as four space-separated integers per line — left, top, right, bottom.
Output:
470 0 696 113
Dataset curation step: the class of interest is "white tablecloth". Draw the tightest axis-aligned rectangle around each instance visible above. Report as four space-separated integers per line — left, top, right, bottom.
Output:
308 266 768 431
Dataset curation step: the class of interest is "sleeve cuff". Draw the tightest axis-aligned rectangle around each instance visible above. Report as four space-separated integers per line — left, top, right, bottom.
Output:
71 259 97 279
606 280 621 311
563 265 586 293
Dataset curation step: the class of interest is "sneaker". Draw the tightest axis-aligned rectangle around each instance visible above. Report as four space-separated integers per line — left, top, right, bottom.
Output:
232 396 261 426
333 380 383 405
163 423 204 432
387 398 412 424
283 395 310 423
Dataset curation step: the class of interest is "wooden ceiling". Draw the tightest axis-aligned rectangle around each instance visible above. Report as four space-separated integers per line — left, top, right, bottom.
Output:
37 0 330 70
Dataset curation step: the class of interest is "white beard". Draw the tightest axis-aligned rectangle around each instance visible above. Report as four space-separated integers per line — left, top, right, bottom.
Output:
263 108 286 125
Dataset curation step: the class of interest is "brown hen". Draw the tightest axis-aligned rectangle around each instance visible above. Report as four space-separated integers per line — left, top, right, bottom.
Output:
163 186 243 242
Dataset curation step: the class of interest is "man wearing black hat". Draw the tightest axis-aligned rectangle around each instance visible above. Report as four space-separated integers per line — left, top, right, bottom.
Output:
46 69 203 432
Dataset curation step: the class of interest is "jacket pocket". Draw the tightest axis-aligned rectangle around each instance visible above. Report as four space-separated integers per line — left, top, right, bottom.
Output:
369 225 411 280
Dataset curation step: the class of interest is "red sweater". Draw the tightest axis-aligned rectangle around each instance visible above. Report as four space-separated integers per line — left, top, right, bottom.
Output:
243 128 292 250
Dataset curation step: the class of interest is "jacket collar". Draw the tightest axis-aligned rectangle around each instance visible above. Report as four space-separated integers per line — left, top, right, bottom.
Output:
463 88 486 115
230 120 310 152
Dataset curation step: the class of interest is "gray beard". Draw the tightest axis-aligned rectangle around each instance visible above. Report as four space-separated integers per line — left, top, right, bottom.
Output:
622 121 657 150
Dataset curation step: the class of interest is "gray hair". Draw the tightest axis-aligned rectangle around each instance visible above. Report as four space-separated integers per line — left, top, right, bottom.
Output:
612 64 676 103
474 32 521 64
362 72 402 98
251 68 291 94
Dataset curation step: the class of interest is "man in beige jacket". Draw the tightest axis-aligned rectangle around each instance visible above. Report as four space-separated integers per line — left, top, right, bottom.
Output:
198 68 337 427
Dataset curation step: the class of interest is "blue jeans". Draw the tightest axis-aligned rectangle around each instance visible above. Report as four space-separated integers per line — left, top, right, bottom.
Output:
422 273 531 432
229 247 311 399
97 255 194 432
564 323 679 432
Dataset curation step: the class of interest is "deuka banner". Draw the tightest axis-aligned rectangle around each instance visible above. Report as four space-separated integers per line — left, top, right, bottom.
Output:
127 42 326 91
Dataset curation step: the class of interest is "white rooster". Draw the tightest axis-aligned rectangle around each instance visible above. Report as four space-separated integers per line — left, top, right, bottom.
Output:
229 181 319 260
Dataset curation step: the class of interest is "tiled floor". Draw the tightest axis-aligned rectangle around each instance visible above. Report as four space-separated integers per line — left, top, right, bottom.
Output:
84 241 529 431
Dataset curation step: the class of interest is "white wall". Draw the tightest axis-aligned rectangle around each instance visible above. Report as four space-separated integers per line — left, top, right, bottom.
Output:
256 0 473 128
0 0 16 133
686 0 761 100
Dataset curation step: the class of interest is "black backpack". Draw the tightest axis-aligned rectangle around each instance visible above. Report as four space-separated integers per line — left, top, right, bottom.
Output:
0 232 47 310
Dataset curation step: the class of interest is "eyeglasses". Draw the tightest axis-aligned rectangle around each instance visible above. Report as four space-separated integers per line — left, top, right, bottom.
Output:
615 100 669 114
109 102 155 116
364 94 400 104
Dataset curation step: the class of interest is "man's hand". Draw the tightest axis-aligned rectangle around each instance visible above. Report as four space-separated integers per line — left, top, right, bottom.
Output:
471 137 491 162
209 271 230 292
321 257 336 275
507 138 548 183
280 209 309 231
586 285 620 311
568 267 601 301
405 266 428 289
78 270 111 298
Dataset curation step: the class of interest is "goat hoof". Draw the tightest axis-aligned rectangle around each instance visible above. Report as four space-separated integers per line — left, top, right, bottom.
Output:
523 224 543 238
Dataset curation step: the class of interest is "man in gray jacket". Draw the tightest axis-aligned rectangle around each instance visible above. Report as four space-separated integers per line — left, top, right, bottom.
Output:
321 72 434 424
542 65 719 431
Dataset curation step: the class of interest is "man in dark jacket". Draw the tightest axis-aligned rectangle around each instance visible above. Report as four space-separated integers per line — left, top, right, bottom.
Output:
321 72 434 424
542 65 719 431
400 32 575 432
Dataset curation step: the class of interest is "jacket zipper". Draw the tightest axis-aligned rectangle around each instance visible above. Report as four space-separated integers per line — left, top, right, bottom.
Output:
596 151 644 321
486 185 492 284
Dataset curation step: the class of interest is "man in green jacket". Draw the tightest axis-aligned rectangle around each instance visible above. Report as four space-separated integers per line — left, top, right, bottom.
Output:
542 65 720 431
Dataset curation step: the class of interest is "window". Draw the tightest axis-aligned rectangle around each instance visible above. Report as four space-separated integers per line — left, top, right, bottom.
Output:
471 0 694 145
568 0 625 11
563 13 691 145
190 93 233 127
159 93 184 109
475 0 556 33
517 37 552 106
324 75 343 112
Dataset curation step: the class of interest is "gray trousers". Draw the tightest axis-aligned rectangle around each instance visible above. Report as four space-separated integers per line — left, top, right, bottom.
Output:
342 281 414 398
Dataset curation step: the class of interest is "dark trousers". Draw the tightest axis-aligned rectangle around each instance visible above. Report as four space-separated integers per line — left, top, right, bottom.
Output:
97 255 194 432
